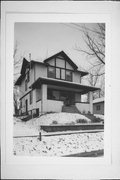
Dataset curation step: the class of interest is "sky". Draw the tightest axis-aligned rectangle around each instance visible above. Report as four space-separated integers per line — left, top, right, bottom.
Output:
14 23 98 72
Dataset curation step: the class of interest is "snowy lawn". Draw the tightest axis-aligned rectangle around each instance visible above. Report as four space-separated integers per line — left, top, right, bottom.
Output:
13 132 104 156
14 113 91 136
13 113 104 156
94 114 104 120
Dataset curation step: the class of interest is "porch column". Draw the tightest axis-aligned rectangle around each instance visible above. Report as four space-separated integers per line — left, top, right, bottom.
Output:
88 91 93 114
41 84 47 113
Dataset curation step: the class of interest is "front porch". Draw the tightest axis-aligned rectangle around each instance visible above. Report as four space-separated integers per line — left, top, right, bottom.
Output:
30 77 100 114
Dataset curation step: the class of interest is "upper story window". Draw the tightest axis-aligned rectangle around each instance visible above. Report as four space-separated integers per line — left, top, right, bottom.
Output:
66 70 72 81
25 79 27 91
30 91 33 104
47 66 72 82
48 66 55 78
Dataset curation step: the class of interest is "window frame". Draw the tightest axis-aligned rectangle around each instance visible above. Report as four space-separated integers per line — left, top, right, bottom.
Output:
47 65 73 82
29 91 33 105
96 104 101 111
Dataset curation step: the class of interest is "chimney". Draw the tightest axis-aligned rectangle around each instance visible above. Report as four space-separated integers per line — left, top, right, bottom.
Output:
29 53 31 62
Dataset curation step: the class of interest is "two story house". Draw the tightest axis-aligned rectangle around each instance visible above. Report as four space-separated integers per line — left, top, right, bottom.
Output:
15 51 100 117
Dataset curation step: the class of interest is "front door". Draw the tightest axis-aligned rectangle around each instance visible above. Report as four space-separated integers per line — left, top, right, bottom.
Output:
25 99 28 114
68 92 75 105
61 91 75 106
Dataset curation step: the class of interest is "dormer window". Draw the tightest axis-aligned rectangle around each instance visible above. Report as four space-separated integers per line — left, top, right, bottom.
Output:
48 66 55 78
47 65 72 82
66 70 72 81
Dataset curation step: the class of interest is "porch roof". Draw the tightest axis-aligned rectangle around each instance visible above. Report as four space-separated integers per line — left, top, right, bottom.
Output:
30 77 100 94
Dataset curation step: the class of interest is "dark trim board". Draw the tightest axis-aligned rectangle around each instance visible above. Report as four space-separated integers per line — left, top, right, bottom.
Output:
30 77 100 94
44 51 78 70
19 90 32 100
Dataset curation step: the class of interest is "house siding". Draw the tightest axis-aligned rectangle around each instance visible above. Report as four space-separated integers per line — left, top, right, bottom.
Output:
17 52 97 116
93 102 104 115
35 64 47 79
73 72 81 83
75 103 90 113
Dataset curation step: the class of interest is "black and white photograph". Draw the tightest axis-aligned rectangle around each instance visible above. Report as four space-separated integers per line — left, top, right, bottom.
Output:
13 22 105 157
1 1 120 179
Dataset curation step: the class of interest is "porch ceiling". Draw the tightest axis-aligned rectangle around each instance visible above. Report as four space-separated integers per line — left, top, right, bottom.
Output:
30 77 100 94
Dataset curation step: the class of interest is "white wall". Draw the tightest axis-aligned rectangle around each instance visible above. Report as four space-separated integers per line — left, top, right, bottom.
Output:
35 64 47 79
36 88 41 101
46 100 63 112
73 71 81 83
36 100 41 113
75 103 90 113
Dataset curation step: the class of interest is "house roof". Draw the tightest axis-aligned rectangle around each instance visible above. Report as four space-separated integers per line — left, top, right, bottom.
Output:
15 58 30 85
15 51 88 86
20 58 30 75
44 51 78 70
93 97 104 104
30 77 100 94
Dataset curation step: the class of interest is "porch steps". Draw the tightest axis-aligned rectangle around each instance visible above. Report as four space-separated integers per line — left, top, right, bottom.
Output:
62 105 80 114
83 114 102 123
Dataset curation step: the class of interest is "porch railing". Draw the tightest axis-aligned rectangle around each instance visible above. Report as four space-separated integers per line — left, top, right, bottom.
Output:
20 108 39 121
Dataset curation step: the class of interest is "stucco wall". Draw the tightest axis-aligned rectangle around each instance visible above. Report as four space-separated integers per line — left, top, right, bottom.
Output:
46 100 63 112
36 88 41 101
75 103 90 113
21 89 36 113
73 72 81 83
35 64 47 79
36 100 41 113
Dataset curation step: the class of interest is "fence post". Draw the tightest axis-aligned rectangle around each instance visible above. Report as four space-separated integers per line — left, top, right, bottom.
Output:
39 132 42 141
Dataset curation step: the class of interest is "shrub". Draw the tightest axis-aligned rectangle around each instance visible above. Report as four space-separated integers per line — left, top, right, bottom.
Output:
92 117 102 123
65 121 75 125
88 111 91 114
76 119 87 124
52 120 58 124
82 110 86 114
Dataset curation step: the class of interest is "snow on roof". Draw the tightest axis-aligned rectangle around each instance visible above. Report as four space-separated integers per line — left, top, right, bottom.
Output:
93 97 104 104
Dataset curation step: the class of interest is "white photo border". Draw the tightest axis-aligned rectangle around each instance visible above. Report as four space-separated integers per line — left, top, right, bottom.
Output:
2 1 118 179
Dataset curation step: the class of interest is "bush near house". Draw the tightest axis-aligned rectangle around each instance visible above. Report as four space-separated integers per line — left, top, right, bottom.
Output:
76 119 88 124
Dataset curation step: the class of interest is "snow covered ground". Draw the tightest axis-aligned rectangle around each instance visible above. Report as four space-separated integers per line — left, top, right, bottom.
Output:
94 114 104 120
13 113 104 156
13 132 104 156
27 112 91 126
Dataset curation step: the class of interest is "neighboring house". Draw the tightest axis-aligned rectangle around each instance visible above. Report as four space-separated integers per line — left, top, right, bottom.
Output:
15 51 100 116
93 97 104 115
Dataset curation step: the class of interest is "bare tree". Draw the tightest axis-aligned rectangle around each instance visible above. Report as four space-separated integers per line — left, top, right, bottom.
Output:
13 41 24 115
73 23 105 98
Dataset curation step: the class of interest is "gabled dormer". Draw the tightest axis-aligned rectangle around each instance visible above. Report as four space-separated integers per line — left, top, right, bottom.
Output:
44 51 78 82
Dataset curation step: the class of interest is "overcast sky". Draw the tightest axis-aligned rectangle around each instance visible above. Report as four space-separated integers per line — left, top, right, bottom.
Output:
14 23 98 72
